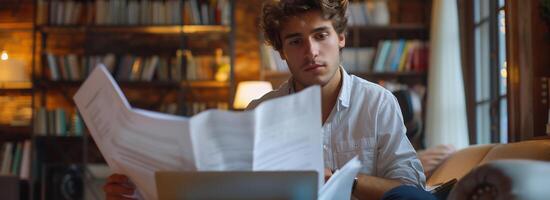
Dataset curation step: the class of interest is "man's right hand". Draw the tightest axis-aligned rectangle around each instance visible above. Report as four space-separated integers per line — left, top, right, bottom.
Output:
104 174 137 200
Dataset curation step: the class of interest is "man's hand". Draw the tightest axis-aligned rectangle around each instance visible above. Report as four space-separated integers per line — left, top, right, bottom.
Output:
104 174 136 200
324 168 334 182
418 144 456 177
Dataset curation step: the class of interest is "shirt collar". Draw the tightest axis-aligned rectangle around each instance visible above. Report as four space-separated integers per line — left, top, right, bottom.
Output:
338 66 351 109
287 66 352 109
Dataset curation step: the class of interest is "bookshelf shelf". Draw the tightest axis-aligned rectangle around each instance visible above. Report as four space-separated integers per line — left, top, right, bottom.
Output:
34 135 105 164
0 126 32 140
352 71 427 78
34 80 229 89
37 25 231 34
0 22 33 31
0 88 33 95
349 24 429 32
348 24 430 46
183 81 230 88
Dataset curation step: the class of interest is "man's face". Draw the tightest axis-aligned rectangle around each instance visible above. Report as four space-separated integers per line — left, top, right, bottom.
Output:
279 10 345 88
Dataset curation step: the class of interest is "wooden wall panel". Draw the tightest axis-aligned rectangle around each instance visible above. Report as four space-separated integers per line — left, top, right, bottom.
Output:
506 0 550 141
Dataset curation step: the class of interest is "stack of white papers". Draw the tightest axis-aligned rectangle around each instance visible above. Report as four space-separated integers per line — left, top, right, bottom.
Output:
74 65 361 200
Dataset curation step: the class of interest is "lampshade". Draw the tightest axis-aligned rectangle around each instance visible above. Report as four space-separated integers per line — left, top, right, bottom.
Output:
233 81 273 109
0 57 31 88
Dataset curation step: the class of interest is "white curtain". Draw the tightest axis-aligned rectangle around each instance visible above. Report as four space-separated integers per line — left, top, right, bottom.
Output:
425 0 469 149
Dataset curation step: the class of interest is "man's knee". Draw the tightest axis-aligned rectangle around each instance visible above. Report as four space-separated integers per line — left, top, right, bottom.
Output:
381 185 436 200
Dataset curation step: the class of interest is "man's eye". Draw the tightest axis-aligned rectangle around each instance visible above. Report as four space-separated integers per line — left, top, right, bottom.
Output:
315 33 329 40
289 39 301 45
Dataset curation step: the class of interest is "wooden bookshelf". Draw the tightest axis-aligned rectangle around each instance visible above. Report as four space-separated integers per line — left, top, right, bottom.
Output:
34 135 105 164
348 24 430 47
349 24 428 33
183 81 230 88
36 25 231 34
0 22 33 31
34 80 228 89
0 88 33 95
0 125 32 141
35 80 177 89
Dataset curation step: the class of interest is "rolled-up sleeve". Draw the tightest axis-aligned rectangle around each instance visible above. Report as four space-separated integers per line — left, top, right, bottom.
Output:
375 93 426 189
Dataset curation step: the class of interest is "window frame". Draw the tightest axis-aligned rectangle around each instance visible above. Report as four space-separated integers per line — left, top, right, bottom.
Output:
461 0 507 144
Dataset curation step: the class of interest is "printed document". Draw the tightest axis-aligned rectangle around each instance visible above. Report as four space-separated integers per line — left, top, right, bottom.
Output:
74 65 353 200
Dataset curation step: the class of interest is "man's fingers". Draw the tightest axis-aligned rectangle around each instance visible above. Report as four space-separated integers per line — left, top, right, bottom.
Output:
107 174 131 184
106 194 137 200
103 183 135 195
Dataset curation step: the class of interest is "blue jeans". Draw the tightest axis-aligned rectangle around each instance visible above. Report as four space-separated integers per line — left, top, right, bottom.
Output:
381 185 436 200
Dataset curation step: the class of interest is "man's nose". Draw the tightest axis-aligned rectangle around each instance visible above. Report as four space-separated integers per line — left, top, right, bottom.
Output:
304 39 320 59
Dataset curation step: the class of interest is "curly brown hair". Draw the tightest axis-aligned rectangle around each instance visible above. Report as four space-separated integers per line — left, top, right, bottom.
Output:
260 0 349 51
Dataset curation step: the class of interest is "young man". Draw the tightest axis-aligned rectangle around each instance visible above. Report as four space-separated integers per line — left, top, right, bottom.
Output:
249 0 433 199
104 0 434 199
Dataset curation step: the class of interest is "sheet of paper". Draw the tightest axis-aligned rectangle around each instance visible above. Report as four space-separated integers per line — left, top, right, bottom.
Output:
190 110 255 170
318 156 362 200
74 65 194 200
253 86 324 190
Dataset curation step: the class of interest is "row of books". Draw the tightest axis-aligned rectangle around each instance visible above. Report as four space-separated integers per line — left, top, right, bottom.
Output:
161 101 228 116
0 140 32 179
33 107 84 136
44 51 228 82
259 44 289 73
341 47 376 73
346 1 389 26
372 40 429 73
184 101 229 116
261 40 429 74
36 0 232 26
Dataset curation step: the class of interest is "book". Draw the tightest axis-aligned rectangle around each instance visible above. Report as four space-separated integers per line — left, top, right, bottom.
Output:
373 40 391 72
0 143 13 175
19 141 32 179
46 53 60 81
74 65 360 200
10 142 22 176
55 108 67 136
33 107 48 135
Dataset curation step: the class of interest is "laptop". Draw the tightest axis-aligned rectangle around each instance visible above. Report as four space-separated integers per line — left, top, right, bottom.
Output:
155 171 318 200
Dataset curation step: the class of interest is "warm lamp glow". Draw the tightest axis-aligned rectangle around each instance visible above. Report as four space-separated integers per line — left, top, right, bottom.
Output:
233 81 273 109
0 58 31 88
1 50 8 61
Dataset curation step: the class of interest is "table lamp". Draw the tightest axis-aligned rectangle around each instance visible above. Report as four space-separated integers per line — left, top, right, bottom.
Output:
233 81 273 109
0 50 31 88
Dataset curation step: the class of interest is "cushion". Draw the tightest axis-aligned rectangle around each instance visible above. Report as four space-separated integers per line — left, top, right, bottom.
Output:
448 160 550 200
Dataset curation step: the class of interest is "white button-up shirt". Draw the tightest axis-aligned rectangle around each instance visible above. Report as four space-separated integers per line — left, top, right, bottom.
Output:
247 68 426 188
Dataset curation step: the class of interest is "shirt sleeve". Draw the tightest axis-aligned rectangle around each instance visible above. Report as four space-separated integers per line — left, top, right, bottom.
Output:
375 92 426 189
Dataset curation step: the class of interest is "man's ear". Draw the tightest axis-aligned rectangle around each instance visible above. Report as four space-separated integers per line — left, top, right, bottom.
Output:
338 33 346 48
